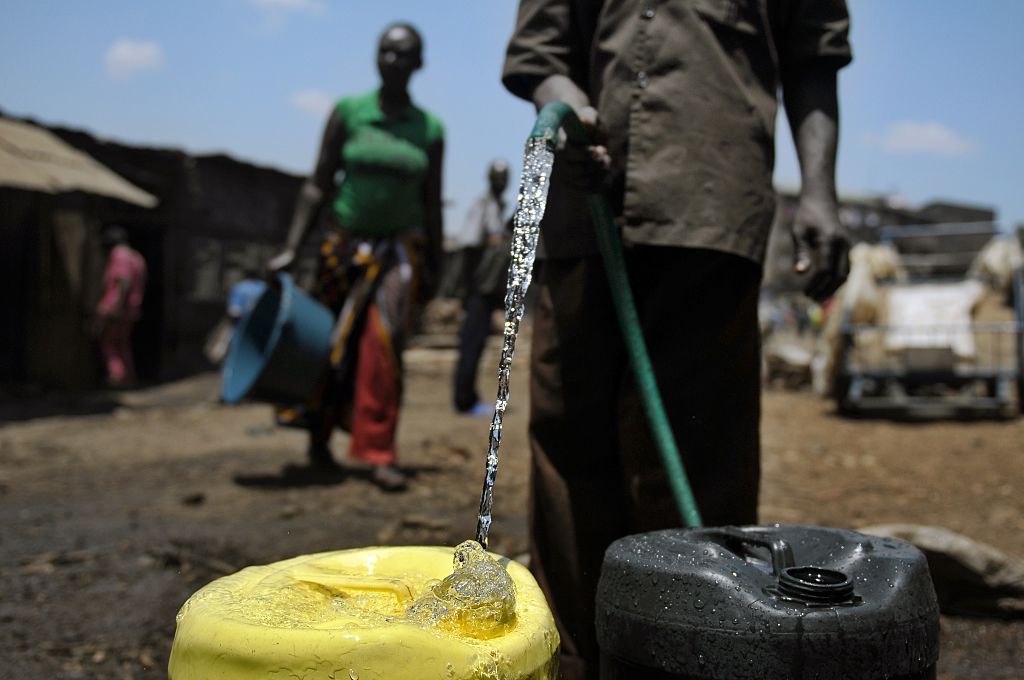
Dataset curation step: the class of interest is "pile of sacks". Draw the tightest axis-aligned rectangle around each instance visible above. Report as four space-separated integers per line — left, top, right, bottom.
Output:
812 235 1023 398
812 242 906 396
968 235 1024 298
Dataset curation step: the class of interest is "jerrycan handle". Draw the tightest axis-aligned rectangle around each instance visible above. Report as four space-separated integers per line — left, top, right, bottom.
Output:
288 569 415 604
703 526 795 575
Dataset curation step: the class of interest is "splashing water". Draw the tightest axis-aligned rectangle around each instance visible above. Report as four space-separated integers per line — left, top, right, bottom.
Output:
189 542 518 640
405 540 517 640
474 138 555 548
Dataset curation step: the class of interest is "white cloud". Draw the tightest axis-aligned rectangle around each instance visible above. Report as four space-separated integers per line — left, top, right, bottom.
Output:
249 0 325 14
866 121 977 157
105 39 164 80
290 89 335 119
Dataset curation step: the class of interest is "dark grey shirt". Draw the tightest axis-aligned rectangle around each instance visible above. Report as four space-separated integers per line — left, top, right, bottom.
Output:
503 0 852 262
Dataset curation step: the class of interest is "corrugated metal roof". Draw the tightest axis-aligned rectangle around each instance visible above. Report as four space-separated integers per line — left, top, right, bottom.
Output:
0 118 157 207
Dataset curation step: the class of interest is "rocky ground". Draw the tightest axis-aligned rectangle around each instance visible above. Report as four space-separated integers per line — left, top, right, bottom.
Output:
1 339 1022 679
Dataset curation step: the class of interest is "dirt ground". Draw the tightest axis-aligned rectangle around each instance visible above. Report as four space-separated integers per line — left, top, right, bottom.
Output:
1 339 1022 679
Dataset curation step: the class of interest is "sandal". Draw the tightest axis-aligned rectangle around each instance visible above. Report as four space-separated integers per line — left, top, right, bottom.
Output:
372 465 408 492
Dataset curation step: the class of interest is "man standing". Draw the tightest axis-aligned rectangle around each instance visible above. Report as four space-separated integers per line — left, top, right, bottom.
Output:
453 160 510 414
96 226 147 387
502 1 852 676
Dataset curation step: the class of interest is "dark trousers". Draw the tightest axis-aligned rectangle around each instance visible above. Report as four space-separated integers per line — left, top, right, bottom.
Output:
528 247 762 680
453 292 494 411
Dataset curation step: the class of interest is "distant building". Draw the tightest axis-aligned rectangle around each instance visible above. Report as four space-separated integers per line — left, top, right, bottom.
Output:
0 117 157 387
763 186 998 292
913 201 995 225
1 113 308 387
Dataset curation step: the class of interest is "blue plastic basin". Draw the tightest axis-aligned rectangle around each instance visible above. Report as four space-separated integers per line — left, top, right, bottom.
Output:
221 272 335 405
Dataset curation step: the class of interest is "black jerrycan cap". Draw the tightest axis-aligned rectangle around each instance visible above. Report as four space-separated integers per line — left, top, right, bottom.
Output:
776 566 856 604
595 524 940 680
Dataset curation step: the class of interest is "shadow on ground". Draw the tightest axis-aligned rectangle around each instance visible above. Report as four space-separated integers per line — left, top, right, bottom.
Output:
0 385 123 423
233 461 443 490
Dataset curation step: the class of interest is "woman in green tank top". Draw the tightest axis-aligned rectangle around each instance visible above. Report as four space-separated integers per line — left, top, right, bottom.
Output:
269 22 444 491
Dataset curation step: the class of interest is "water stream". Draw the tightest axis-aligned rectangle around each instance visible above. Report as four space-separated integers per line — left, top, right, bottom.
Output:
474 138 555 548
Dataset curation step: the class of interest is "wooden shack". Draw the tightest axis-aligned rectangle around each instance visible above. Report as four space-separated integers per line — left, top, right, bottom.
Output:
1 114 309 387
0 117 157 387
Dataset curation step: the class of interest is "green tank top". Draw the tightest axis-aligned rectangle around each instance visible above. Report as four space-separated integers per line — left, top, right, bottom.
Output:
332 90 444 237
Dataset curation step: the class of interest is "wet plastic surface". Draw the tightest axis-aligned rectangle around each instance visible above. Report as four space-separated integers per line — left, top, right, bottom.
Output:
169 544 558 680
596 525 940 679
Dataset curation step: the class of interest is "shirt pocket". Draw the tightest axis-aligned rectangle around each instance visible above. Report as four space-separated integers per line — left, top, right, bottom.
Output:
690 0 761 36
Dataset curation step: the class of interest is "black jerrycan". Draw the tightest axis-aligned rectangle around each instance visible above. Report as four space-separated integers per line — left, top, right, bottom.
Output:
596 525 939 679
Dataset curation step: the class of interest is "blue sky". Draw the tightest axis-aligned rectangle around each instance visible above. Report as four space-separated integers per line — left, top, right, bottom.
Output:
2 1 1022 232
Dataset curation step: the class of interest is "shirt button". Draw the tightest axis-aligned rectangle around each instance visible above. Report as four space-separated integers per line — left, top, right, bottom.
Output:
642 7 655 19
637 71 649 88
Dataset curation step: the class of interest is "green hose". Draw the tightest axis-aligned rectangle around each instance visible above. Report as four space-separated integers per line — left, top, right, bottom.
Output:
529 102 703 528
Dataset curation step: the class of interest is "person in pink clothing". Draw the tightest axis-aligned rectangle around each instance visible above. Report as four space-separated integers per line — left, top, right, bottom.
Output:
96 226 147 387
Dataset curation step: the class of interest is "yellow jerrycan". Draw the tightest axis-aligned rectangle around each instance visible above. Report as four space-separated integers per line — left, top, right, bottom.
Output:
168 542 559 679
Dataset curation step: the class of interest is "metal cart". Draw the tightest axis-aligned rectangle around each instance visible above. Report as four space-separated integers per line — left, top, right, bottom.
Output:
836 223 1024 418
